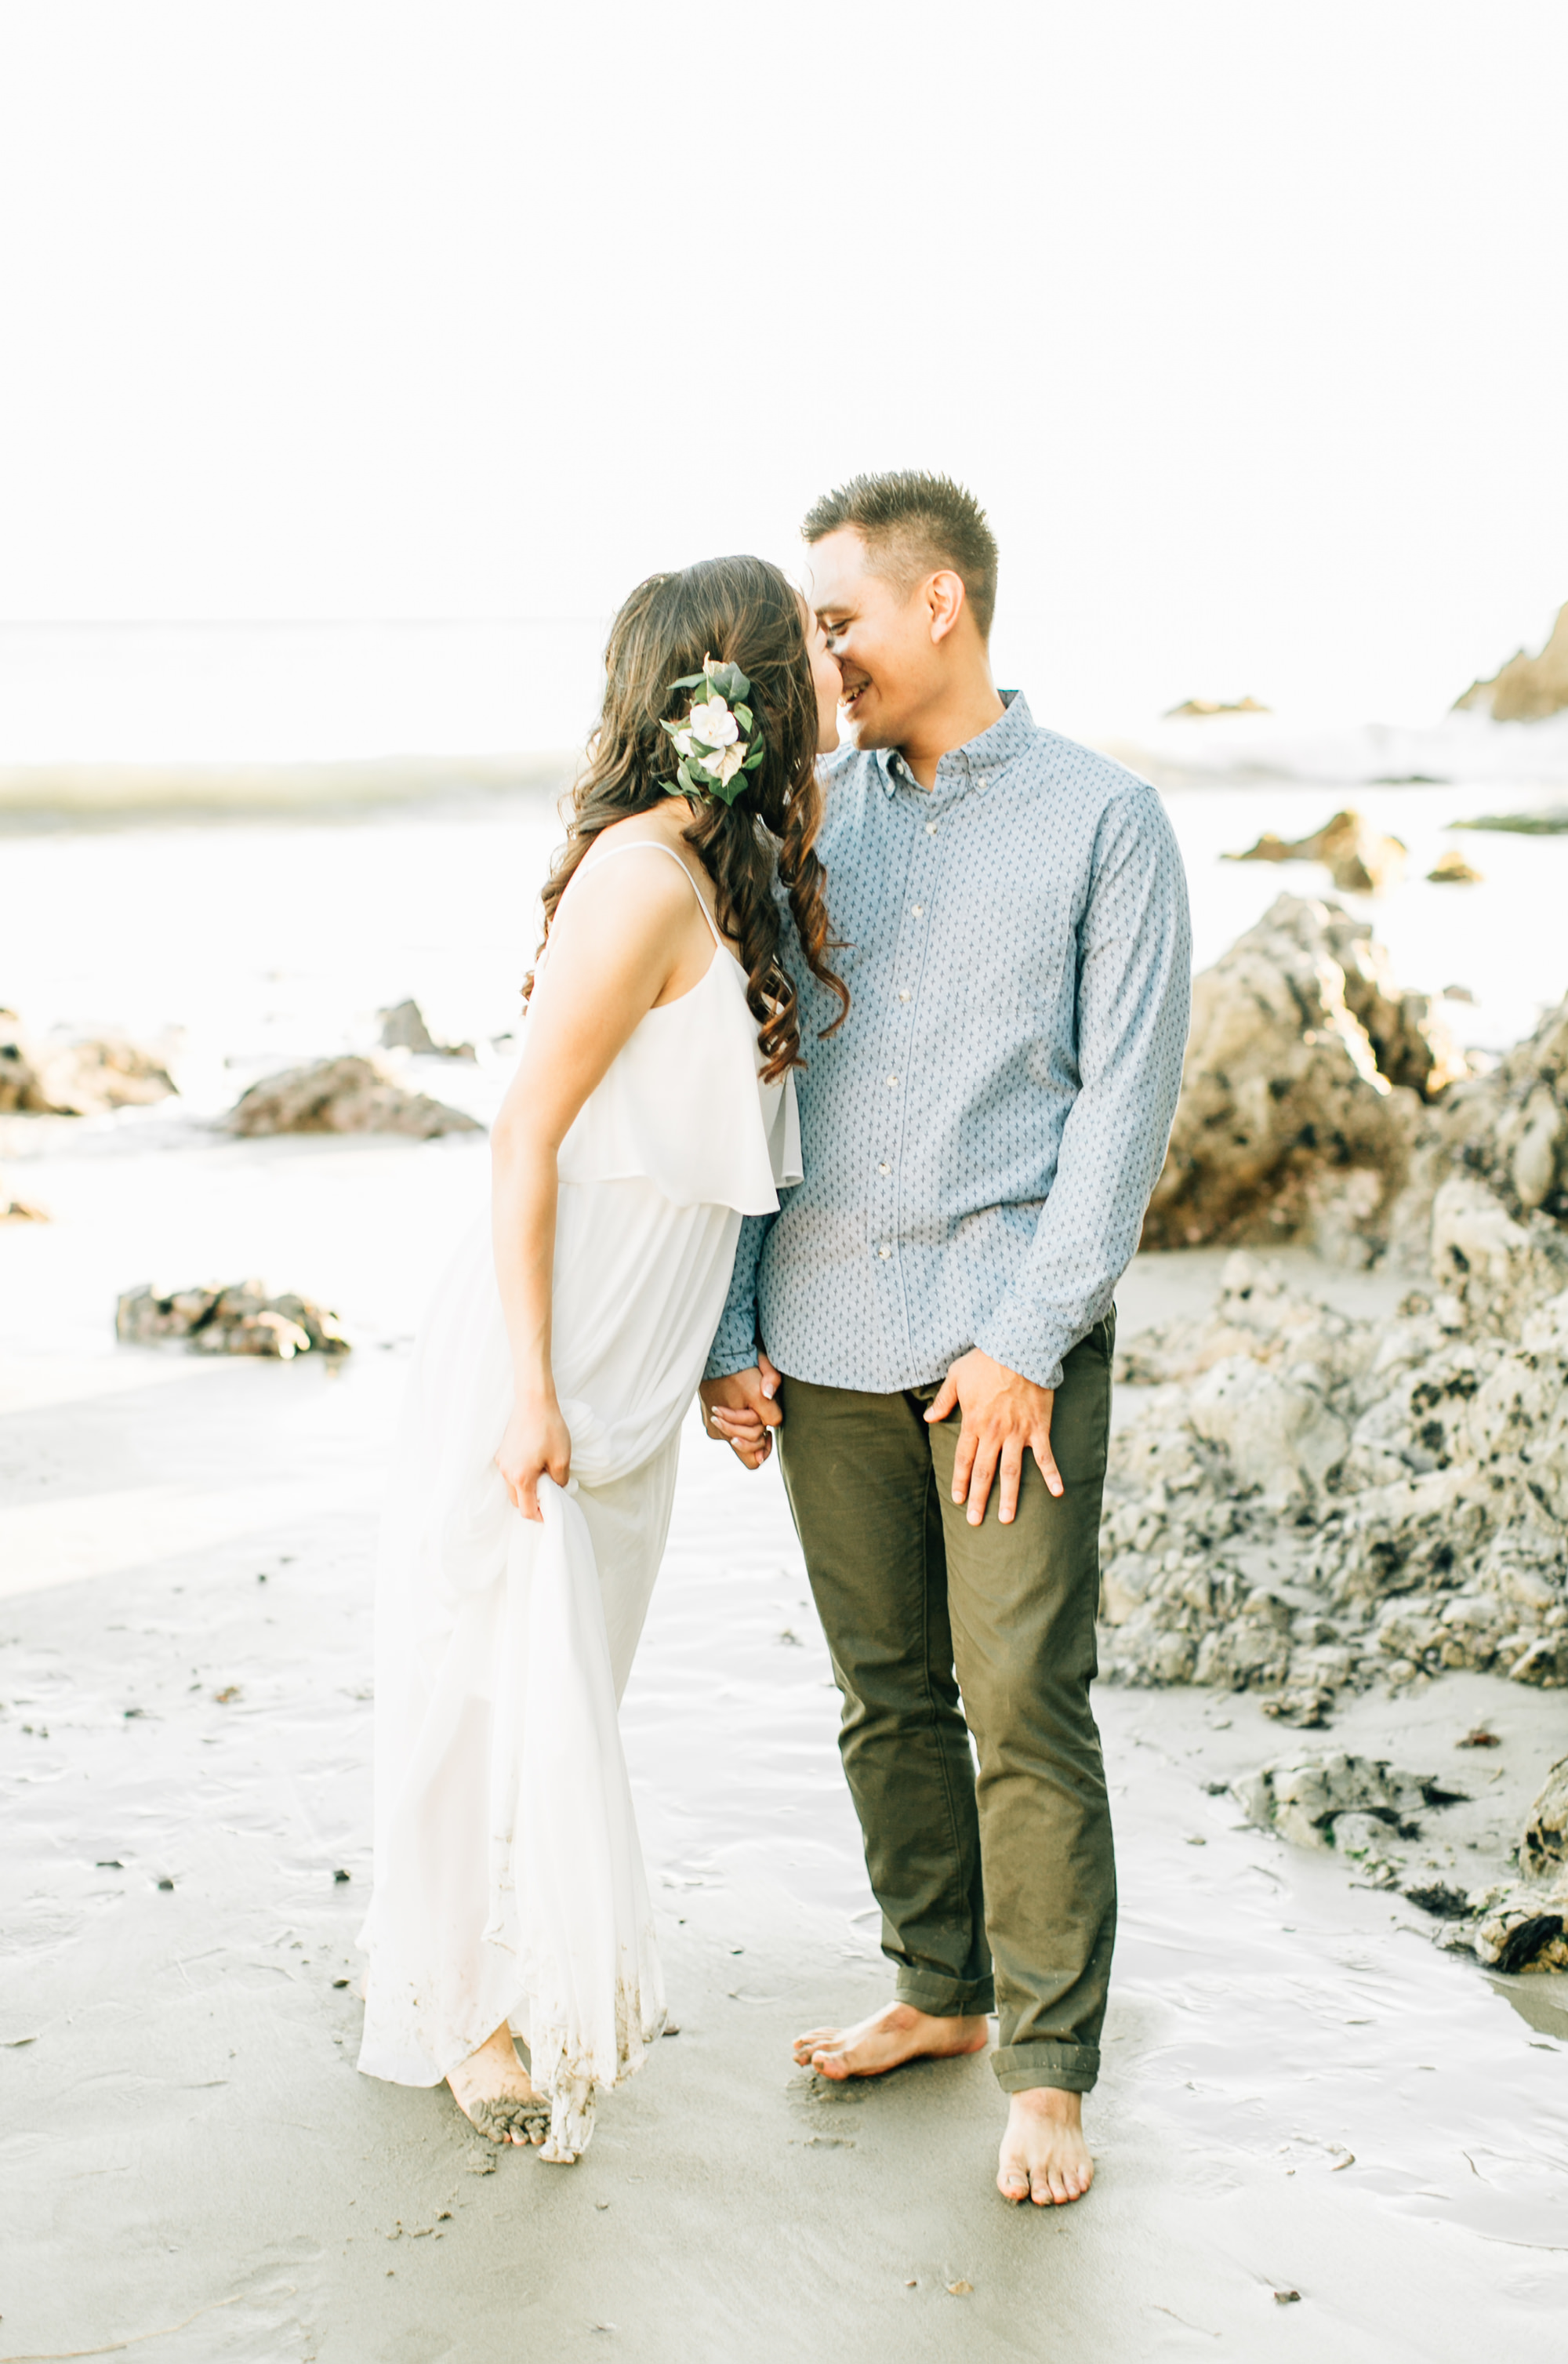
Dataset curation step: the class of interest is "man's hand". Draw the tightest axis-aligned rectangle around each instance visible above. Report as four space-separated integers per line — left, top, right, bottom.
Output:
925 1347 1062 1527
699 1349 783 1469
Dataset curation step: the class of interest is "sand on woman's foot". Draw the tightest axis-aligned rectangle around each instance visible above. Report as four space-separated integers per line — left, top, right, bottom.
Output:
464 2093 550 2148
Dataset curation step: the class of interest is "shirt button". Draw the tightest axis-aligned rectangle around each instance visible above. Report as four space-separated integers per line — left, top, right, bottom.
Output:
898 990 911 1003
877 1160 891 1174
886 1074 900 1088
877 1244 892 1259
926 821 938 836
912 905 924 918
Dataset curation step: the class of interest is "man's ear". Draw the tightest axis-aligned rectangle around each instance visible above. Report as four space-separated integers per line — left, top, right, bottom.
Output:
924 569 967 645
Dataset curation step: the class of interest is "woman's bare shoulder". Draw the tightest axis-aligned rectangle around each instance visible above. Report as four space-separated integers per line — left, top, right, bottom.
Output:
553 819 698 945
578 807 695 866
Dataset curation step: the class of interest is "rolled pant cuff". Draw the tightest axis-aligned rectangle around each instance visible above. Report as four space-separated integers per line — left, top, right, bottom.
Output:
992 2041 1099 2095
894 1966 996 2019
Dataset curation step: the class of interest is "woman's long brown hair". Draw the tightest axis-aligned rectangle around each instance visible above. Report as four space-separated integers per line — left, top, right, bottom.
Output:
527 556 848 1082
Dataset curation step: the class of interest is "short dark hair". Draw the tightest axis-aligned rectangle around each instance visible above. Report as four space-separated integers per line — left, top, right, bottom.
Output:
801 470 998 640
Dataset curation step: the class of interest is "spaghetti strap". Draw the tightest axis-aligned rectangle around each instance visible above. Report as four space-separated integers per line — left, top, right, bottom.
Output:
581 840 726 948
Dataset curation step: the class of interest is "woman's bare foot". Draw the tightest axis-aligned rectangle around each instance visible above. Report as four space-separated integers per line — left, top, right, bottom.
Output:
793 1999 990 2080
996 2087 1094 2206
446 2021 549 2146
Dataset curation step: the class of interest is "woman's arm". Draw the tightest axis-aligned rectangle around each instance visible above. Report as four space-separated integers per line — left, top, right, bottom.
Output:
491 849 704 1519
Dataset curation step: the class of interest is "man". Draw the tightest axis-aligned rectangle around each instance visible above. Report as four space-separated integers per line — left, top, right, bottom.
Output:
700 472 1190 2207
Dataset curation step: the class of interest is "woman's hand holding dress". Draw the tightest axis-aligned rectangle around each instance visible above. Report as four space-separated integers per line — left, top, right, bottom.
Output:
495 1393 573 1522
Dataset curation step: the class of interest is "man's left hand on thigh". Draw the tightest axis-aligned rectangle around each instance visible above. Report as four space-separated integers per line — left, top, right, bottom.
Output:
924 1349 1062 1527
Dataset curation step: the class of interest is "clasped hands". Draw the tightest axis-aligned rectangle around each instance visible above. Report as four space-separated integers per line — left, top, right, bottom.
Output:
699 1345 1062 1525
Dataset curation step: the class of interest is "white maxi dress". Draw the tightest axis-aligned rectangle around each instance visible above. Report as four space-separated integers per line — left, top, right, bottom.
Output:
357 844 800 2159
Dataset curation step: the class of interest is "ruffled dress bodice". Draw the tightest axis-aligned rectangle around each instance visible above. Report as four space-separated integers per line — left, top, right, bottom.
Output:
557 940 801 1214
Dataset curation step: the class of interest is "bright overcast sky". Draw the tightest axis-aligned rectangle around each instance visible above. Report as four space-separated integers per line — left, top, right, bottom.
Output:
2 1 1565 728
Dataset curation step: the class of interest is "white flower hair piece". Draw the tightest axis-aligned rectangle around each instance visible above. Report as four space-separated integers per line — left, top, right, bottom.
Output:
659 654 767 806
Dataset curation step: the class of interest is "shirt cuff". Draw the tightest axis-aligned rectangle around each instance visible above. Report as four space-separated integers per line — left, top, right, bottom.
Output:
971 1316 1070 1396
703 1314 760 1385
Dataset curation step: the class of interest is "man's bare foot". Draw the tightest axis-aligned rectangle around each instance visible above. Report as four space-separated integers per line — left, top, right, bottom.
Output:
996 2086 1094 2206
793 1999 990 2080
446 2021 549 2146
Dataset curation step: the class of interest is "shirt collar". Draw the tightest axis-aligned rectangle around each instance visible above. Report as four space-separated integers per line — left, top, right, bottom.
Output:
876 688 1034 798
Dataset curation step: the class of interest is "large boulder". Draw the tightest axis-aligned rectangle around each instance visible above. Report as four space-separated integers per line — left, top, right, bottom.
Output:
224 1054 482 1139
0 1008 176 1117
1142 896 1463 1258
1454 600 1568 722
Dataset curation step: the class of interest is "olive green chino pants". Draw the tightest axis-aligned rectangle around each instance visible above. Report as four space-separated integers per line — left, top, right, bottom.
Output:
775 1312 1116 2094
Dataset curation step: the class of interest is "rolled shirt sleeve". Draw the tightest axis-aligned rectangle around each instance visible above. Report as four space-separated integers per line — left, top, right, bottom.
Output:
972 786 1191 1391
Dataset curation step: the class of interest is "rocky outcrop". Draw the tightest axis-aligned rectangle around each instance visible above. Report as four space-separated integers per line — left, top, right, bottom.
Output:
378 999 476 1060
1107 906 1568 1765
1454 601 1568 722
0 1009 176 1117
1414 993 1568 1226
1426 849 1483 884
224 1054 482 1138
1224 810 1406 896
1450 807 1568 836
116 1280 350 1359
1099 1245 1568 1705
1142 896 1465 1258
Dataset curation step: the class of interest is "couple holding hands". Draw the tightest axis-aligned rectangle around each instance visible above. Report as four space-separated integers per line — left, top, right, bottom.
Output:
356 470 1190 2207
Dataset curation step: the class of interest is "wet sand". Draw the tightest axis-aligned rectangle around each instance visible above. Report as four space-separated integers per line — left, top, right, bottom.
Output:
3 1120 1566 2362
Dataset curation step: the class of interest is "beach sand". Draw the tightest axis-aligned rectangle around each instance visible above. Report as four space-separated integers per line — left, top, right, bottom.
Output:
2 1112 1566 2364
3 783 1567 2358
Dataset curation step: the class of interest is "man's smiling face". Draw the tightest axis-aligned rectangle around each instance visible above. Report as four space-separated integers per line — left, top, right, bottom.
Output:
806 526 940 754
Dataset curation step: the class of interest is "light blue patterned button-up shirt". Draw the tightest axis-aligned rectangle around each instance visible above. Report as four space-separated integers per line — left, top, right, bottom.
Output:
706 691 1191 1395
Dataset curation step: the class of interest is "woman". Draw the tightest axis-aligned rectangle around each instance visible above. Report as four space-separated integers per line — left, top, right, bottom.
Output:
357 556 846 2162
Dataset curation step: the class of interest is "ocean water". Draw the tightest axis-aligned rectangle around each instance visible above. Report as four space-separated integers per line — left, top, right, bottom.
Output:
1119 703 1568 793
3 614 1564 1053
1 773 1563 1110
6 619 1567 782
